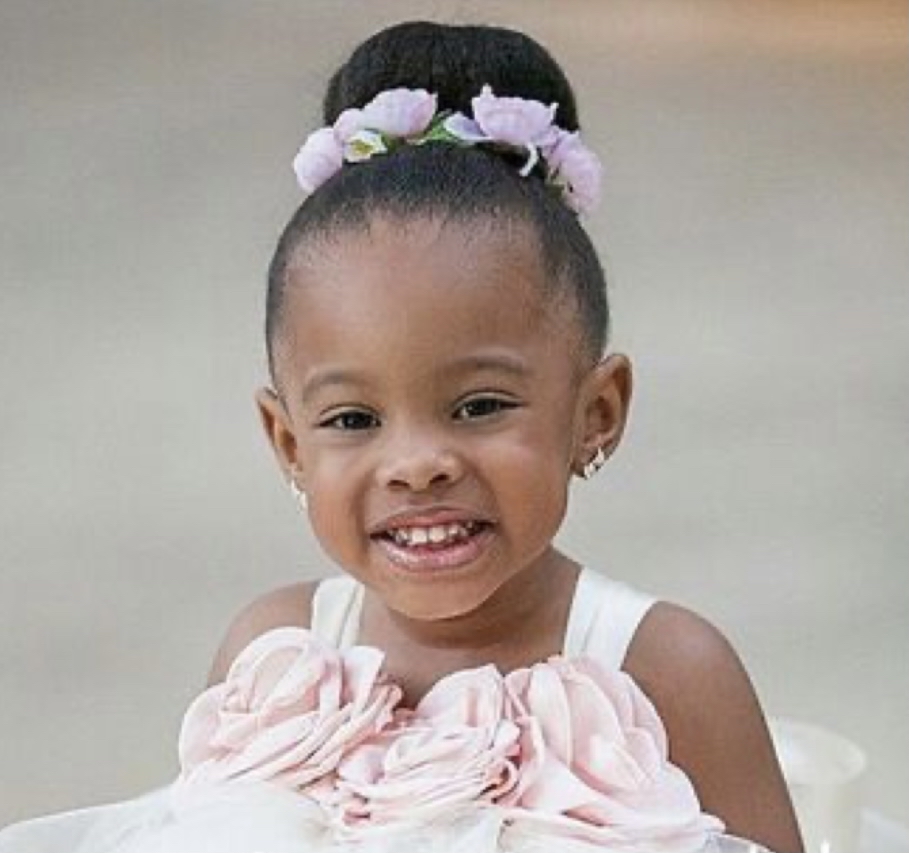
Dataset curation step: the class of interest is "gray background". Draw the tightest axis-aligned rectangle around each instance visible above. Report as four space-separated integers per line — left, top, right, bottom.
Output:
1 0 906 828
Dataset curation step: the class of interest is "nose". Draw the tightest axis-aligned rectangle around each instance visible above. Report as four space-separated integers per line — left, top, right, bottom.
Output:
376 426 464 492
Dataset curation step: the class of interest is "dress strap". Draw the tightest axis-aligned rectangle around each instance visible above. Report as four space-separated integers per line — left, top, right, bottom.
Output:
310 570 653 665
310 575 364 649
563 569 657 669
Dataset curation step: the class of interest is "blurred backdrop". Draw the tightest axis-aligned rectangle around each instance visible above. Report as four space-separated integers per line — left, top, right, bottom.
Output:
1 0 906 827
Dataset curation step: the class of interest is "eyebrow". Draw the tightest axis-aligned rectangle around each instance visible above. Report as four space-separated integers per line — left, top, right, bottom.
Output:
298 367 368 405
441 352 532 380
298 353 532 405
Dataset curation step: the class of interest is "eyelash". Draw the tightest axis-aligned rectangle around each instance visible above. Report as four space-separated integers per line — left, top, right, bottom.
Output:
318 409 380 431
452 395 520 421
316 395 519 431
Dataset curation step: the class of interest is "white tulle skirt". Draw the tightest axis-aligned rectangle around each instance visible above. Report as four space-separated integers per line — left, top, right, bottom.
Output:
0 781 771 853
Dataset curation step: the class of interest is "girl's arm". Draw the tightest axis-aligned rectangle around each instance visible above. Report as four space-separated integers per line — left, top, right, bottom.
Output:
626 604 804 853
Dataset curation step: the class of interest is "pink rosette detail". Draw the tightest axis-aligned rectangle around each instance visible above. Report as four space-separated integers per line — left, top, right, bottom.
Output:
503 657 723 852
292 127 344 194
471 85 559 149
332 107 366 143
178 628 401 792
333 89 437 142
332 665 521 830
361 88 437 137
544 129 603 215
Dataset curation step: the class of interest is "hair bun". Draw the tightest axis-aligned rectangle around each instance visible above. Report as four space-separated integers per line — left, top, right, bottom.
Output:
323 21 580 133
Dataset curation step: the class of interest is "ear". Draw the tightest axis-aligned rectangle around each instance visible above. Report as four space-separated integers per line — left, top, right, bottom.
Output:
572 354 633 476
255 387 300 481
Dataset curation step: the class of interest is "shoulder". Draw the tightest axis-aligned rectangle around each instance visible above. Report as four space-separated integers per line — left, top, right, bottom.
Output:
624 602 802 852
624 602 765 755
206 580 318 687
625 601 748 707
624 602 758 768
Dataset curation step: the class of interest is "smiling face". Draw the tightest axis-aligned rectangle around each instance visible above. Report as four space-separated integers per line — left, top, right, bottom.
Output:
257 214 630 623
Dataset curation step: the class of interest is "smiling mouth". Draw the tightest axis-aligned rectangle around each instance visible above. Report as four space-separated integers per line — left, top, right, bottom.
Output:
379 520 487 548
371 519 494 571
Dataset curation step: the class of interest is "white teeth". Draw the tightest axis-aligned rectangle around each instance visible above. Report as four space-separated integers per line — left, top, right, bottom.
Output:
387 522 481 548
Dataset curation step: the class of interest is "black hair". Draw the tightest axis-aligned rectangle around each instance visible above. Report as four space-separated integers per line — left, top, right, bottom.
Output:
266 21 609 378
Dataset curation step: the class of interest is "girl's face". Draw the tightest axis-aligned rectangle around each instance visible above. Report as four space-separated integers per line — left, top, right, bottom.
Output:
258 215 630 622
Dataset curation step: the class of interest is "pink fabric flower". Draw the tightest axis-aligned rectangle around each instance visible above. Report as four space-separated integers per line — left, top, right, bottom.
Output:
292 127 344 194
294 89 437 194
544 129 603 215
332 665 521 829
332 107 366 143
503 657 723 851
178 628 401 791
291 86 602 214
361 88 437 137
334 89 437 142
174 628 719 850
471 85 559 148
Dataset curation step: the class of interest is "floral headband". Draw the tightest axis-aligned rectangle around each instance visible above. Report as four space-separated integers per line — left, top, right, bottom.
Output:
292 86 602 215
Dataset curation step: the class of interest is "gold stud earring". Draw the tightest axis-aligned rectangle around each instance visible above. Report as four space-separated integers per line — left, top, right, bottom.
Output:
582 447 607 480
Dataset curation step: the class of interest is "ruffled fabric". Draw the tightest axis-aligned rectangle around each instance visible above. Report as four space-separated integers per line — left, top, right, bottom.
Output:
0 787 767 853
178 627 721 850
1 628 742 853
178 628 401 792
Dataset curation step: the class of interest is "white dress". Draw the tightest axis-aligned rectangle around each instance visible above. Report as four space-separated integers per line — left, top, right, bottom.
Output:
309 568 657 666
0 569 779 853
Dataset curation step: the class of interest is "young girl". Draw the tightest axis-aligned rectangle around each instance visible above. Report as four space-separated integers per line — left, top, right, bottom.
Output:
0 20 802 853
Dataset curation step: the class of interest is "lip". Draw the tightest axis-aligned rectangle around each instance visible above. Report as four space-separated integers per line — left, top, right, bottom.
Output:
367 506 493 537
373 523 496 574
367 505 496 575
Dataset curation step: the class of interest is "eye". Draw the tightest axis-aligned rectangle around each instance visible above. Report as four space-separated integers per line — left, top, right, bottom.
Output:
318 409 380 431
453 395 520 421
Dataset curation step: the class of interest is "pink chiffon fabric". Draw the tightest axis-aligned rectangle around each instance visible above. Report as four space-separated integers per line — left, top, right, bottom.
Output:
0 627 774 853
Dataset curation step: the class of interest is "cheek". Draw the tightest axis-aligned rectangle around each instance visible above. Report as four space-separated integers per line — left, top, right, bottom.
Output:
479 427 573 514
301 453 367 546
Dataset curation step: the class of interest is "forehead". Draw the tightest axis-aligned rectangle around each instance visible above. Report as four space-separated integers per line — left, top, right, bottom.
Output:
275 216 579 384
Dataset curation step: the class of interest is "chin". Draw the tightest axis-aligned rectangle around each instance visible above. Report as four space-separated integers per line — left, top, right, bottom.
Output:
382 579 504 624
